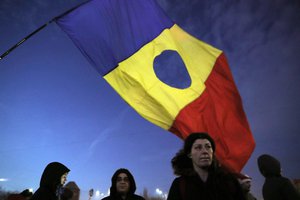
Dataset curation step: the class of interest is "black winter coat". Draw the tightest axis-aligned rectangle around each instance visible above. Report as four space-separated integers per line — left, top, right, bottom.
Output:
167 173 245 200
102 194 145 200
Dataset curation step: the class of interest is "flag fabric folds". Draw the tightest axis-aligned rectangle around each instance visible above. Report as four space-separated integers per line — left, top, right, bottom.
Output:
56 0 255 172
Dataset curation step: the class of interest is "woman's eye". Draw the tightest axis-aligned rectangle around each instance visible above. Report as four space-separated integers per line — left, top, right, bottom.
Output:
205 145 212 150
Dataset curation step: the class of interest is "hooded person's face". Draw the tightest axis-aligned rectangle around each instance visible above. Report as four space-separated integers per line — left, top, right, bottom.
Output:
61 172 68 185
116 173 130 194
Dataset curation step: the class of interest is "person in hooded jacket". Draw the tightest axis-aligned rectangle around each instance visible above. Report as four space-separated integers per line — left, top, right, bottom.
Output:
257 154 300 200
167 132 245 200
30 162 70 200
101 168 145 200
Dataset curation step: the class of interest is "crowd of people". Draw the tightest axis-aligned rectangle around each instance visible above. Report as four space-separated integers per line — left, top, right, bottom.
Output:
6 132 300 200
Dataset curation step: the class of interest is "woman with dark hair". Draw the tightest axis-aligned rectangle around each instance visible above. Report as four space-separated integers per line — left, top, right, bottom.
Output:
102 168 145 200
167 132 245 200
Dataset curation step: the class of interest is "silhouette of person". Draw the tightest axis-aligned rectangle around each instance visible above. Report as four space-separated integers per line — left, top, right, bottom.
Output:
30 162 70 200
7 189 33 200
20 189 33 200
61 188 73 200
257 154 300 200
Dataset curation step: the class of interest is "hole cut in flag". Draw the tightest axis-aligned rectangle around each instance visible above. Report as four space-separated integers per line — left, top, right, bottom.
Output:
154 50 191 89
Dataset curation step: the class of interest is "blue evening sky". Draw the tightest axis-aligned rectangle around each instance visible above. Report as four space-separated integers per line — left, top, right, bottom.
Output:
1 0 300 199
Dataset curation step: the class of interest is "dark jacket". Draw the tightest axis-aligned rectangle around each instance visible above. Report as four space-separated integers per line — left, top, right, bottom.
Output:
102 194 144 200
101 168 145 200
30 162 70 200
167 152 245 200
257 154 300 200
167 170 245 200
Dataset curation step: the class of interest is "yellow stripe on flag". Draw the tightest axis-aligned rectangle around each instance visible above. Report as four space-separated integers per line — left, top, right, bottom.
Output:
104 24 222 129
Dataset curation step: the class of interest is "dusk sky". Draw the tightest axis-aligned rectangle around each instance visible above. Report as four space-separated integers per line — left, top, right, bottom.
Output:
1 0 300 199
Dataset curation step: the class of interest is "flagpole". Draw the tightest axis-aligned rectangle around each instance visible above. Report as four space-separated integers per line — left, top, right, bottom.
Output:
0 22 50 60
0 1 88 61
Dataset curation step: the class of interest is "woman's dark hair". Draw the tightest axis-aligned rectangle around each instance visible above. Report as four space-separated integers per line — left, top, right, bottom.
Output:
183 132 216 154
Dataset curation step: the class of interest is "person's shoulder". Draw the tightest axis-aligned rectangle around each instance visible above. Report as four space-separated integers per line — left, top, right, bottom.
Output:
168 176 184 188
279 176 297 186
266 176 291 184
133 194 146 200
173 176 182 181
101 196 112 200
30 188 55 200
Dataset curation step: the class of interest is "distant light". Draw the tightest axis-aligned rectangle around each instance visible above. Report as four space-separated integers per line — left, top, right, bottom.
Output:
155 188 168 200
29 188 34 193
155 188 162 195
95 190 100 197
163 193 168 199
0 178 8 182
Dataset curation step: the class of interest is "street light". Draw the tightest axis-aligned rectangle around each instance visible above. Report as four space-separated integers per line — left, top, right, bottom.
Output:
155 188 163 195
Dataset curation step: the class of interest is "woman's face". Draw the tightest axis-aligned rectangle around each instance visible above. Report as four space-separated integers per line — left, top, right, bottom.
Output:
190 139 213 169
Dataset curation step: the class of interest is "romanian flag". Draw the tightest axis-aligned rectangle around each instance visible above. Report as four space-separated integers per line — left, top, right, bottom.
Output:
56 0 255 172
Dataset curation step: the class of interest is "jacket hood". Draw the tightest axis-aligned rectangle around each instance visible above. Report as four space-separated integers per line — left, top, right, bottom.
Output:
40 162 70 192
257 154 281 178
110 168 136 197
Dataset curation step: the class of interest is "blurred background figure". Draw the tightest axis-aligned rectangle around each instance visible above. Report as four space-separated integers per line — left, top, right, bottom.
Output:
88 189 94 200
293 179 300 193
7 189 33 200
257 154 300 200
19 189 33 200
61 188 73 200
64 182 80 200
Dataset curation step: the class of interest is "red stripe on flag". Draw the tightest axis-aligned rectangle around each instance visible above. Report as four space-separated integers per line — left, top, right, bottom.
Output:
169 53 255 172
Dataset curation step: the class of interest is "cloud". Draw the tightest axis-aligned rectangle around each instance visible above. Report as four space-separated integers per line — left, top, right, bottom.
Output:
87 107 130 157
